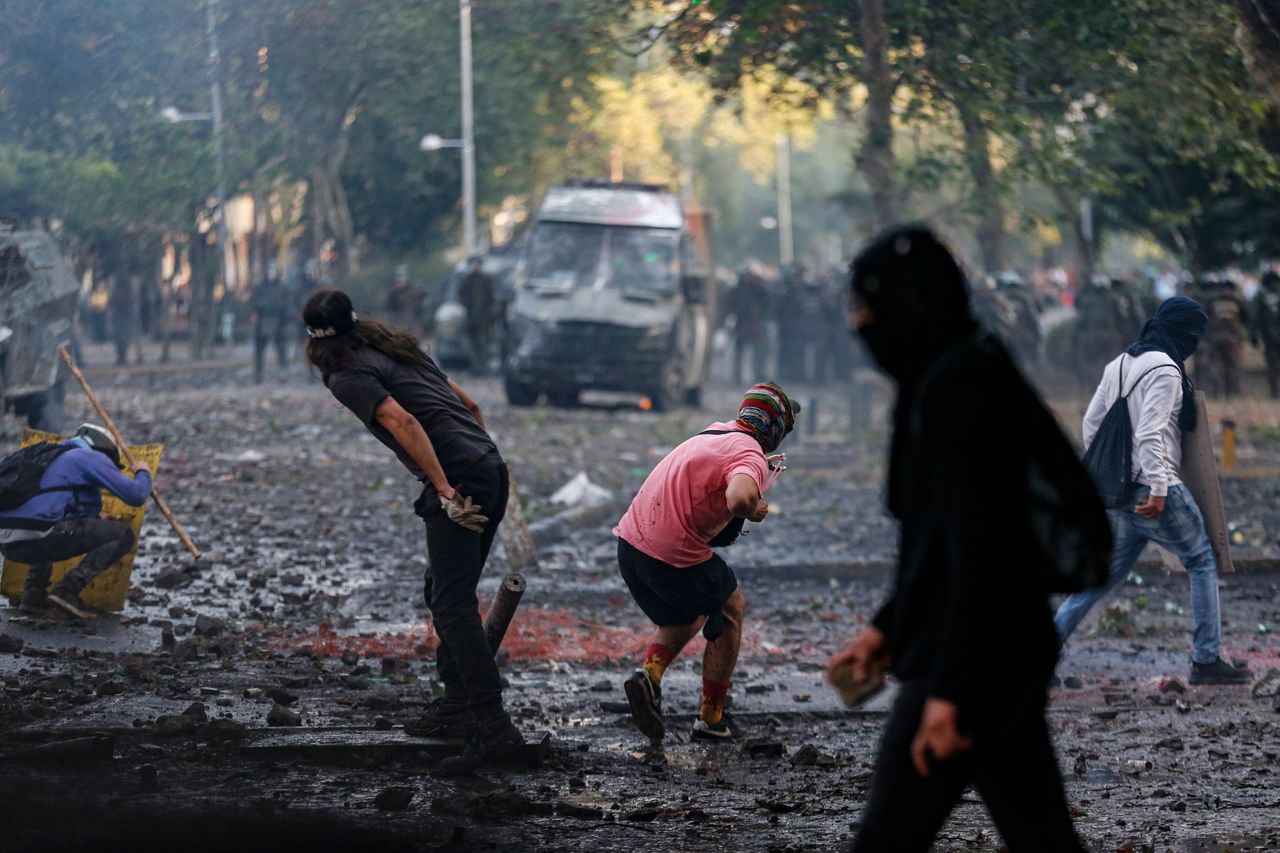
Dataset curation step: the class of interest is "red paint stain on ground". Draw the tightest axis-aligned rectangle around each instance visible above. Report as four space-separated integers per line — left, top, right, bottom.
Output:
270 610 786 663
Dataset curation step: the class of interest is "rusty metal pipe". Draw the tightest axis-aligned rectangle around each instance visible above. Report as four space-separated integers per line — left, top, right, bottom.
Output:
483 573 526 654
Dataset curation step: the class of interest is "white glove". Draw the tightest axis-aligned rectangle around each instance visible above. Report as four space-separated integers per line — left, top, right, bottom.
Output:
440 492 490 534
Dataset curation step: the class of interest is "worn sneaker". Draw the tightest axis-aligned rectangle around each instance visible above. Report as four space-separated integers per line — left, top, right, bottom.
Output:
1189 657 1252 685
405 696 471 738
691 712 744 742
47 591 95 621
624 669 665 741
440 706 525 776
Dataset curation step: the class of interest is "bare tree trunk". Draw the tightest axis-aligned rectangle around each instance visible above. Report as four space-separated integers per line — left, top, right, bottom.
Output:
1050 185 1093 284
1233 0 1280 109
303 87 363 276
188 232 218 361
959 106 1005 272
857 0 899 229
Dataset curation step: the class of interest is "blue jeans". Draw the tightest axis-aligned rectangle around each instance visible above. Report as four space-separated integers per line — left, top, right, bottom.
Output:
1053 483 1221 664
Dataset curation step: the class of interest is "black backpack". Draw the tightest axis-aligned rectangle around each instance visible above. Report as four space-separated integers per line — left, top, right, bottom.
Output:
916 333 1114 593
1082 357 1176 509
0 442 77 529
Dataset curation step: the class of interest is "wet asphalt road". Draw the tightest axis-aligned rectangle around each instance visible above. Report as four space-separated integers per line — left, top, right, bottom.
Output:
0 360 1278 852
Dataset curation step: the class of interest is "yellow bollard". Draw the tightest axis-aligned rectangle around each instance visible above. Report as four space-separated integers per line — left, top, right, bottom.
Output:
1222 419 1237 471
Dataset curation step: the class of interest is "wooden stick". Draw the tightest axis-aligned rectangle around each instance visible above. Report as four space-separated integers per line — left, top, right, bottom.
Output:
57 345 202 558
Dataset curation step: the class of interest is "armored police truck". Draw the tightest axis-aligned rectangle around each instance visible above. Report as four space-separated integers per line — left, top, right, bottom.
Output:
0 217 78 429
502 180 713 410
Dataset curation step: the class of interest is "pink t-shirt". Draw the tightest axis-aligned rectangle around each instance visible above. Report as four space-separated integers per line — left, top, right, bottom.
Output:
614 422 769 568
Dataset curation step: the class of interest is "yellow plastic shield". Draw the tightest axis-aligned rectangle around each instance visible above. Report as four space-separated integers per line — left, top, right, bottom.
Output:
1 429 162 612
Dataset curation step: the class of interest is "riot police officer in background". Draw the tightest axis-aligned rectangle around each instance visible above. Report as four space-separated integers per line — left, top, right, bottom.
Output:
458 256 496 374
386 265 426 340
1253 271 1280 398
1073 274 1138 386
995 272 1042 369
1197 278 1249 397
251 261 292 384
726 263 772 385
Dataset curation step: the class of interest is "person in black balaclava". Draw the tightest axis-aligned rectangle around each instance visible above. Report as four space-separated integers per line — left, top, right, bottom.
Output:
1054 295 1250 686
828 226 1085 853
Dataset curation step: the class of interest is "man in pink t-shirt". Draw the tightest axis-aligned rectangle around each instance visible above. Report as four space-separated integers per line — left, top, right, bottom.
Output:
615 383 798 743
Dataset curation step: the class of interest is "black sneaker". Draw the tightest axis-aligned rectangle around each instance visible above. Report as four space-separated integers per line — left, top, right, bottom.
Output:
19 588 50 614
623 669 664 741
440 706 525 776
691 711 743 742
405 696 471 738
1189 657 1252 686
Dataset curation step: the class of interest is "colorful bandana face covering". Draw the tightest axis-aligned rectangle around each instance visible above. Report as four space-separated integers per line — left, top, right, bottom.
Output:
736 383 799 453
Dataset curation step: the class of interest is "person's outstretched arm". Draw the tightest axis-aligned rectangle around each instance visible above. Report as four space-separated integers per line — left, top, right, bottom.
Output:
82 452 152 507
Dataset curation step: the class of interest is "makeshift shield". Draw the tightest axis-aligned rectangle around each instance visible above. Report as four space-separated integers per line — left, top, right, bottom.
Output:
1 429 162 611
1159 391 1232 574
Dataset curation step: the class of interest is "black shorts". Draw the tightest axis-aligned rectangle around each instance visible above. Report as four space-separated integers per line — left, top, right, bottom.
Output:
617 537 739 641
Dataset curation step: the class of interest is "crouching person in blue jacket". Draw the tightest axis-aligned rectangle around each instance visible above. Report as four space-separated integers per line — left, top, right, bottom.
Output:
0 424 152 618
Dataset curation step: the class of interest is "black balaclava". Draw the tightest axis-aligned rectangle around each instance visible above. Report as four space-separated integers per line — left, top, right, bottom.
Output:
849 226 977 519
848 225 976 383
1125 295 1207 431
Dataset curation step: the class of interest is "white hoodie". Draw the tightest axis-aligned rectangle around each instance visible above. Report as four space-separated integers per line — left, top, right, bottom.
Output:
1082 351 1184 497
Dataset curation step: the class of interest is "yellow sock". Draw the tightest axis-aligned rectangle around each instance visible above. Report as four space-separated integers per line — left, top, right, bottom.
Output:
700 678 729 724
643 643 674 686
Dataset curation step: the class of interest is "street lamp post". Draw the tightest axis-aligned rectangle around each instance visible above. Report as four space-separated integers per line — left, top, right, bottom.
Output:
460 0 477 257
776 131 794 267
421 0 478 259
207 0 229 309
163 0 228 359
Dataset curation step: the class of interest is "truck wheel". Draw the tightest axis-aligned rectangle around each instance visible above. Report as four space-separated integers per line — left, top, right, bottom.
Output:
548 389 580 408
504 375 538 407
18 384 66 433
650 364 685 413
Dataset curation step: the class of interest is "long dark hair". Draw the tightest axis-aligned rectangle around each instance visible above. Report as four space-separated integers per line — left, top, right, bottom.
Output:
303 289 430 380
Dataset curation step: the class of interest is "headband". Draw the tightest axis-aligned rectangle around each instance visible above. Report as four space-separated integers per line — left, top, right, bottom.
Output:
306 311 358 339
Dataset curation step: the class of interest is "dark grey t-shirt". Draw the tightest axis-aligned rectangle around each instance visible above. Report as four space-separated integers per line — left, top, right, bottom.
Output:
326 347 496 482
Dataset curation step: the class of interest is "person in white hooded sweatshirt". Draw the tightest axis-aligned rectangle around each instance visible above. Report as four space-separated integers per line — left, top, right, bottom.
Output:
1054 296 1251 686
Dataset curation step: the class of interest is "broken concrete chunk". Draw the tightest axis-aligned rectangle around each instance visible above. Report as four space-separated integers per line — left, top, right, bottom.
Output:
742 737 786 758
0 634 24 654
201 719 246 742
194 614 226 636
267 703 302 727
557 801 605 820
549 472 612 508
1251 667 1280 699
374 787 415 812
153 714 198 736
181 702 209 721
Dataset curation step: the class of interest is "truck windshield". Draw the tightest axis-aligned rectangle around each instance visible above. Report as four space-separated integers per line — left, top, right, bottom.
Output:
605 229 678 295
525 223 603 290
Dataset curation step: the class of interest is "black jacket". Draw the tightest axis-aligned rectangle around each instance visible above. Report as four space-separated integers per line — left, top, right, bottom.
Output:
872 334 1062 730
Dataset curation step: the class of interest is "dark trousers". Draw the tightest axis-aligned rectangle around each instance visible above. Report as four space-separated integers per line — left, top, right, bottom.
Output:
254 323 289 383
1 518 136 598
417 451 509 710
851 680 1083 853
1265 346 1280 399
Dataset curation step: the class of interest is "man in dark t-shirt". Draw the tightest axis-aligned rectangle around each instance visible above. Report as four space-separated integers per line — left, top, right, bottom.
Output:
326 347 496 479
304 289 520 775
